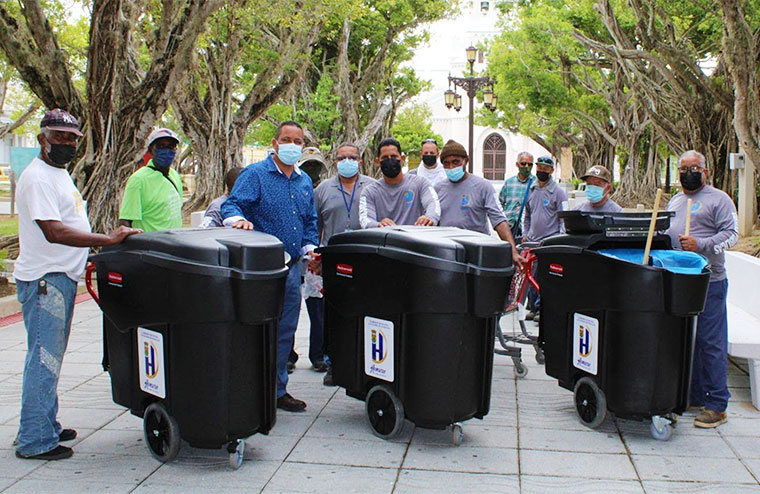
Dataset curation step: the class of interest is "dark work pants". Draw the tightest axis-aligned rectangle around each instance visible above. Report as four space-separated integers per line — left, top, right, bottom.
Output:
690 279 730 412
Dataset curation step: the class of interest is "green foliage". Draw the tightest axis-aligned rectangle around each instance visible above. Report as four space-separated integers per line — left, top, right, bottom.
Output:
390 103 442 158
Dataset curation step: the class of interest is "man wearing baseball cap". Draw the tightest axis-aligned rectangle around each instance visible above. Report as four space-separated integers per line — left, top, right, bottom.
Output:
297 147 327 187
522 155 567 322
574 165 622 213
14 109 140 460
119 128 183 232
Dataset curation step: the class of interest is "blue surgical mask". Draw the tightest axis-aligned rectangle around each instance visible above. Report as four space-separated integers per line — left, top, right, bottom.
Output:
585 184 605 203
337 158 359 178
446 165 465 182
276 143 302 166
152 148 176 169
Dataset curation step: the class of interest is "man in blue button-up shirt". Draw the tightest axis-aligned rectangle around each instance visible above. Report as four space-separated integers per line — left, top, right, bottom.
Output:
222 120 319 412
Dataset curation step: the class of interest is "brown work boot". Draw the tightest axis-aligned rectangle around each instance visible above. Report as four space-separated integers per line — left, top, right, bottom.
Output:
277 393 307 412
694 409 727 428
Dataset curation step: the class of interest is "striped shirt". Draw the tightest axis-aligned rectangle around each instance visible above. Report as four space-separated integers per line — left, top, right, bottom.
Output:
499 174 535 230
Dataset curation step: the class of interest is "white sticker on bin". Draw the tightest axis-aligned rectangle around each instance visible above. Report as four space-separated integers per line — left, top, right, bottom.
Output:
572 313 599 376
138 327 166 398
364 316 394 382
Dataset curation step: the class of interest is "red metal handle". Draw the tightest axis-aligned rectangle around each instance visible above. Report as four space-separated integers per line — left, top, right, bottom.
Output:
85 262 100 305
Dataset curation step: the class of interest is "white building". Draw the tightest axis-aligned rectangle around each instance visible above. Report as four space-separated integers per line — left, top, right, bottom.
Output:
409 0 549 182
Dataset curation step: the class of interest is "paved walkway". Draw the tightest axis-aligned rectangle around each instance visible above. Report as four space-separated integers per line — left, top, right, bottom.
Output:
0 300 758 493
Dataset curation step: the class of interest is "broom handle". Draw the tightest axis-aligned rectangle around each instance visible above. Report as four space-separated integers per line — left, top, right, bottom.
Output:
642 188 663 265
685 198 692 236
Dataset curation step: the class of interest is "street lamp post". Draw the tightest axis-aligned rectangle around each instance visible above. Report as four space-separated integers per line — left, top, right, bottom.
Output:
444 46 496 173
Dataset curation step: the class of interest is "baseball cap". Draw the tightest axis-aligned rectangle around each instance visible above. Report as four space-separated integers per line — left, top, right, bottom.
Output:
536 155 554 168
40 109 83 137
581 165 612 184
298 147 327 167
147 128 180 147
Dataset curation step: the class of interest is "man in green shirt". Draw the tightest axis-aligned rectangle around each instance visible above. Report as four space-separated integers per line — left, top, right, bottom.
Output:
119 128 183 231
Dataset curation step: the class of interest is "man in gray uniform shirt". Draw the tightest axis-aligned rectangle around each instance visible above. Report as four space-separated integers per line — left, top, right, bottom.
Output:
316 143 376 241
666 150 738 429
435 139 522 266
359 137 440 228
573 165 622 213
523 155 568 242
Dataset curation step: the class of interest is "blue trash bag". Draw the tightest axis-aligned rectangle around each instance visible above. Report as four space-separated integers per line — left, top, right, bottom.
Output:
597 249 708 275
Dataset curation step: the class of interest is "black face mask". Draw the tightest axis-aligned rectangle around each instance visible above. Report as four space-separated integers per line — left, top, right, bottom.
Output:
536 171 550 182
47 144 77 166
380 158 402 178
421 155 437 167
680 171 704 191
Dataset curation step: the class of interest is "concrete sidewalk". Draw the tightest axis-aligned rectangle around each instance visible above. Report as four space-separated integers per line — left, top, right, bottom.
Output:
0 300 758 493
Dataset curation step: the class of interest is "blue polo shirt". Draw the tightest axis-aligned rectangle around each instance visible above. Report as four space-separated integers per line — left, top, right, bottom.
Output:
221 156 318 260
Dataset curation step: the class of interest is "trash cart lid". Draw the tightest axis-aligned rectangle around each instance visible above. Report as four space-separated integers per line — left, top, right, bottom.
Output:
598 248 709 275
323 226 512 273
98 228 288 273
560 210 675 236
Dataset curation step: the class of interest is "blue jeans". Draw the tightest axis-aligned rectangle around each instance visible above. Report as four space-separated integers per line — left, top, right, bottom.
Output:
16 273 77 456
289 296 326 366
277 266 302 398
691 279 731 411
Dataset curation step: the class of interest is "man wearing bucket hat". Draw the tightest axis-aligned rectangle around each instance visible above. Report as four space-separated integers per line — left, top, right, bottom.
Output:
119 128 183 232
574 165 622 213
14 109 140 460
434 139 522 266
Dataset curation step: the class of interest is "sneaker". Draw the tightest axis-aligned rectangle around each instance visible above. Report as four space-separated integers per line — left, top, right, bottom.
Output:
276 393 307 412
532 312 540 323
13 428 77 447
694 409 727 428
323 367 335 387
59 429 77 442
312 360 329 373
16 445 73 460
287 361 296 374
525 312 535 321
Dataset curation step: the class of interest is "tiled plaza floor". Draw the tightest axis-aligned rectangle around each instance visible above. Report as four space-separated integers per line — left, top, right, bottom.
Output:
0 299 758 493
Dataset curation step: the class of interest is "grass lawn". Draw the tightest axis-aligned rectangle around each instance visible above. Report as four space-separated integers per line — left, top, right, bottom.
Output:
0 216 18 236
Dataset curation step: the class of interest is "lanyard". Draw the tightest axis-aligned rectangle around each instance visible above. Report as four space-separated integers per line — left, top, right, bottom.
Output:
337 179 357 230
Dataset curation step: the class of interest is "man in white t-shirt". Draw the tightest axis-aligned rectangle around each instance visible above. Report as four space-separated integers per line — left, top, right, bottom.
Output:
408 138 447 186
13 109 140 461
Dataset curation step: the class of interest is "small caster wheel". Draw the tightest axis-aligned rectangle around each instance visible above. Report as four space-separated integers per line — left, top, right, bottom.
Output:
650 416 674 441
451 423 464 446
228 439 245 469
534 348 545 365
143 402 181 463
573 377 606 429
365 385 404 440
513 363 528 378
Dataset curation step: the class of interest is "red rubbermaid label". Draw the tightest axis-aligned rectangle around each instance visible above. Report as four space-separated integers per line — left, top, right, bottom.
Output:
549 263 564 276
108 272 123 285
336 263 354 278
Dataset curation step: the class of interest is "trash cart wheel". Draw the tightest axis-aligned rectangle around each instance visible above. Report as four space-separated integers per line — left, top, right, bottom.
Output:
143 402 181 463
573 377 607 429
534 347 545 365
228 439 245 469
650 415 674 441
451 423 464 446
365 385 404 440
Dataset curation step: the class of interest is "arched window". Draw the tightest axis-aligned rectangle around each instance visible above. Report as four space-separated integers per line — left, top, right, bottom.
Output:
483 133 506 180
